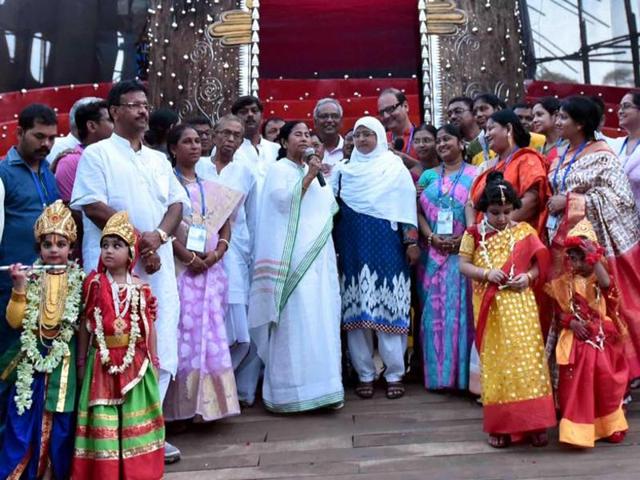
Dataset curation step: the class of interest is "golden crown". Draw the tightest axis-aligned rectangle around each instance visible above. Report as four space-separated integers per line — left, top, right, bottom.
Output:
567 218 598 243
101 211 136 247
33 200 77 243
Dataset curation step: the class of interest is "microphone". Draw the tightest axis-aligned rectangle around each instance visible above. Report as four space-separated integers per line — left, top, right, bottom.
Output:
303 147 326 187
393 138 405 152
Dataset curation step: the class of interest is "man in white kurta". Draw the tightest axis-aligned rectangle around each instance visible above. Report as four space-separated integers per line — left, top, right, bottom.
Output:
196 115 261 404
230 95 280 199
71 80 188 463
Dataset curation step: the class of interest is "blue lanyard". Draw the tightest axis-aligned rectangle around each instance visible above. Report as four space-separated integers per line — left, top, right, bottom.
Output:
619 137 640 157
552 142 588 193
174 169 206 217
394 126 415 154
438 163 465 202
30 169 51 208
495 147 519 172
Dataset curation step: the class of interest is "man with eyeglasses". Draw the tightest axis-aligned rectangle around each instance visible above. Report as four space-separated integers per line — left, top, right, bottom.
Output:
446 96 481 161
195 114 261 408
185 115 214 158
313 98 344 179
71 79 189 465
231 95 280 197
377 88 419 168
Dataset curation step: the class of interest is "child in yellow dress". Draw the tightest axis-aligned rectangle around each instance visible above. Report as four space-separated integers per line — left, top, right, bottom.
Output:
460 172 556 448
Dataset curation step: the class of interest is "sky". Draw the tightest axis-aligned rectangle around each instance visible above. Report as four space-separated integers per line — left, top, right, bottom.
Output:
527 0 640 85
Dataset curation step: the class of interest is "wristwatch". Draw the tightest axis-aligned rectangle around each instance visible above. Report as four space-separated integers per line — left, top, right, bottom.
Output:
156 228 169 244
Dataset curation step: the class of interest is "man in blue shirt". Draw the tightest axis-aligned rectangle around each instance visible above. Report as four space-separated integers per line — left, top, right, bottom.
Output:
0 104 59 351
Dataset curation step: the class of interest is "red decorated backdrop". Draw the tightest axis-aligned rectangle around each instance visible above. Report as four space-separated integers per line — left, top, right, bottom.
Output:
259 0 420 79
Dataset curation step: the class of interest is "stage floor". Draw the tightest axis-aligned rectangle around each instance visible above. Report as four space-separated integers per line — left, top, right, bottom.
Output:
165 384 640 479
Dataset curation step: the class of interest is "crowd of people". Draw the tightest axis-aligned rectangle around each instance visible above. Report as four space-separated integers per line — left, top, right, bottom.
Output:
0 78 640 478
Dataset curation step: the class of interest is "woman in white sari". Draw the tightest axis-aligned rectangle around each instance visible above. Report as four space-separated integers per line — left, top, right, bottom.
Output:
248 121 344 412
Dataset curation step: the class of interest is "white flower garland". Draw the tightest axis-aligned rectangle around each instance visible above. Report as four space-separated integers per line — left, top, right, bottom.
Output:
479 219 516 279
93 284 142 375
14 261 84 415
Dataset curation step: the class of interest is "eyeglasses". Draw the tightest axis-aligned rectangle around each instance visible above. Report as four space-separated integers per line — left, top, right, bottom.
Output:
378 102 402 116
216 129 243 140
619 103 639 112
316 113 341 121
119 102 151 111
353 131 375 139
447 108 470 117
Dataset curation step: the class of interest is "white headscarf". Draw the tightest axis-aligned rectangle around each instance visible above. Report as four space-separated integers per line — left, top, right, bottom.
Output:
332 116 417 226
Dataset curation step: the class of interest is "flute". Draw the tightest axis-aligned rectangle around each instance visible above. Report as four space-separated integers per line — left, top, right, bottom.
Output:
0 265 68 272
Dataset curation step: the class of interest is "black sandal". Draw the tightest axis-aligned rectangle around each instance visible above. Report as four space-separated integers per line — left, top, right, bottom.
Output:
530 431 549 447
355 381 374 399
488 434 510 449
385 381 405 400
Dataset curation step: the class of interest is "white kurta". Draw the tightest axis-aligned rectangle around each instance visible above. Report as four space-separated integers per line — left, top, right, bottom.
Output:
236 137 279 198
47 132 80 164
196 155 257 344
248 159 343 412
70 133 190 376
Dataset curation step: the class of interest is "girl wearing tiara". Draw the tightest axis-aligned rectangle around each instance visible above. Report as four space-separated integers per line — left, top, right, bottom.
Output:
72 211 164 479
459 172 556 448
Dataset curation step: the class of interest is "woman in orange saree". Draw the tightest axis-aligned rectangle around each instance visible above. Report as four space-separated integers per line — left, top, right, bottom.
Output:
469 110 550 237
546 96 640 381
460 172 556 449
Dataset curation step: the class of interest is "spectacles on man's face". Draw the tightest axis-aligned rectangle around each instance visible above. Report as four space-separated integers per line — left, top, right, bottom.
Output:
447 107 470 118
216 129 243 140
619 103 639 112
316 113 341 121
378 102 402 117
119 102 151 111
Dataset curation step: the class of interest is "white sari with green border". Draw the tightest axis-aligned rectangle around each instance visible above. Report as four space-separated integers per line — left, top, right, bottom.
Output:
248 158 344 412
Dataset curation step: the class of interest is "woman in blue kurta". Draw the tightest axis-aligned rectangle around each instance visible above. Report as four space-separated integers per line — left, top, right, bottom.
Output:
418 125 477 390
333 116 418 400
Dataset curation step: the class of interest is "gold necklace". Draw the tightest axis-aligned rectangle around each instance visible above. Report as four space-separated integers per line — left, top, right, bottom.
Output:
39 272 68 330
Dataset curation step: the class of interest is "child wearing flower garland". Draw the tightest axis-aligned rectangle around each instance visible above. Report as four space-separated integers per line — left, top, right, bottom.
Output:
72 211 164 479
459 172 556 449
545 219 629 448
0 200 84 479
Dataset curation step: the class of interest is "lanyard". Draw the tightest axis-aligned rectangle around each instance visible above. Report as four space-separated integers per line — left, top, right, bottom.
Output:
174 169 206 217
30 169 51 208
481 135 491 163
552 142 588 193
619 137 640 158
495 147 519 172
394 126 415 154
438 163 465 203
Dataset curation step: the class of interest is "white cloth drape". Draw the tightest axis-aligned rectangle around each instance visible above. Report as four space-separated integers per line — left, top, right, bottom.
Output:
332 116 417 227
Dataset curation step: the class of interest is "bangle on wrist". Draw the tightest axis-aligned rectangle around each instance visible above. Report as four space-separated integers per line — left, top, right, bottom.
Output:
155 228 169 244
427 234 433 247
526 272 534 283
483 269 489 281
218 238 230 249
185 252 197 266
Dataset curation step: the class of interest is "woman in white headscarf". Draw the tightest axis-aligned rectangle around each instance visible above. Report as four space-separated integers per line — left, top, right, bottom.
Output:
333 116 418 400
